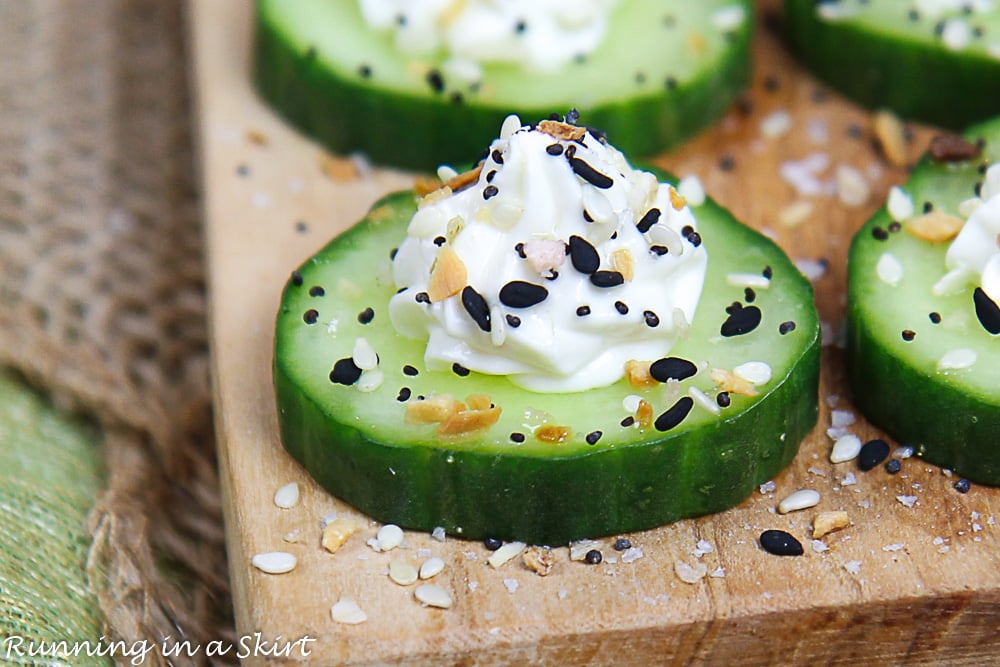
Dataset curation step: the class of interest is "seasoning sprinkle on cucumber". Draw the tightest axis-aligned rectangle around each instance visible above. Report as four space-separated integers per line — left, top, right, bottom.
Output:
783 0 1000 128
847 116 1000 485
274 115 820 544
254 0 753 169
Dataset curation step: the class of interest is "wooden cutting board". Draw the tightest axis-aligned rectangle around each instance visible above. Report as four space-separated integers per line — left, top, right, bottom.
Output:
190 1 1000 664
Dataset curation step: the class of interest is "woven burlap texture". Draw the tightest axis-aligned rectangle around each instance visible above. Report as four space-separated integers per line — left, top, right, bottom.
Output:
0 1 232 664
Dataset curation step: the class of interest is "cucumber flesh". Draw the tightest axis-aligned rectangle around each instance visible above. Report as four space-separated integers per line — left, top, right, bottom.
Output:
783 0 1000 128
254 0 752 170
274 178 820 544
846 116 1000 485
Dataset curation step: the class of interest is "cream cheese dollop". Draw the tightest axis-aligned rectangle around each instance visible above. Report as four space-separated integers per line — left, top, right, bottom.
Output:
934 163 1000 304
388 115 708 392
357 0 620 75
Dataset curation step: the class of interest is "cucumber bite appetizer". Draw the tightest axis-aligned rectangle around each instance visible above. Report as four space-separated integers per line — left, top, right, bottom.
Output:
783 0 1000 128
847 116 1000 485
274 115 820 544
254 0 752 170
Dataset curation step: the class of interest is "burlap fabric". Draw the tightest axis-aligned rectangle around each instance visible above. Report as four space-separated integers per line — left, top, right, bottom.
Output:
0 1 233 664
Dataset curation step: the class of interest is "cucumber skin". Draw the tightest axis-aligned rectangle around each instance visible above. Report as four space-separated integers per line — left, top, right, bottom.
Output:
846 118 1000 485
783 0 1000 129
274 191 820 544
253 3 752 171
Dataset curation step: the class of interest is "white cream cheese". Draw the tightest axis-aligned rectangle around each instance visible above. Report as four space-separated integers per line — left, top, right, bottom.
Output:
389 115 708 392
934 164 1000 303
357 0 620 76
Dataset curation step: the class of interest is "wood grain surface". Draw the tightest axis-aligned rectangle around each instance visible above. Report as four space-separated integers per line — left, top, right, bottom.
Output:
190 1 1000 664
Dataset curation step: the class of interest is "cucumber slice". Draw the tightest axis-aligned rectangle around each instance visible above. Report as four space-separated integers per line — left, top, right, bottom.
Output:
783 1 1000 128
253 0 752 170
274 178 820 544
846 116 1000 485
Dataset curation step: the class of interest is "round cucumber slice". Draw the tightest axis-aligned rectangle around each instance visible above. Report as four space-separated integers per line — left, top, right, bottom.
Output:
253 0 752 170
274 179 820 544
846 116 1000 485
783 1 1000 129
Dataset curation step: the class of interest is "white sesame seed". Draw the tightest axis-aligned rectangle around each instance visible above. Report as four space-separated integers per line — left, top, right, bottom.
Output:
887 186 915 222
941 18 971 50
582 186 615 224
490 305 506 347
273 482 300 509
795 258 828 281
778 200 814 228
251 552 297 574
623 394 643 413
733 361 772 385
357 368 384 393
331 597 368 624
937 348 977 371
760 110 793 139
831 434 862 463
836 164 870 207
726 272 772 289
352 337 379 370
677 175 706 207
648 223 684 255
777 489 821 514
876 252 904 286
487 541 526 568
388 559 419 586
499 114 522 140
436 165 459 182
420 557 445 579
415 584 453 608
688 386 720 415
958 196 982 218
376 524 404 551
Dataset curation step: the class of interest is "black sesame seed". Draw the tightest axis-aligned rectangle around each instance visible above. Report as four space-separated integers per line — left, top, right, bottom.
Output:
492 149 504 164
461 285 491 332
586 430 602 445
847 123 864 139
873 226 890 241
330 357 362 385
584 549 603 564
613 538 632 551
545 270 559 281
295 220 308 233
929 311 942 324
576 305 591 317
719 154 735 171
681 225 694 239
649 357 698 382
499 281 549 308
486 170 497 183
858 438 890 471
583 210 594 222
763 74 780 92
650 245 669 256
236 164 250 177
483 184 499 200
885 458 902 475
716 391 731 408
954 478 971 494
902 329 916 341
309 285 325 297
973 286 1000 334
303 309 319 324
510 432 526 443
434 235 447 246
358 64 372 78
763 265 773 279
545 142 565 156
415 291 430 304
744 287 756 303
568 157 613 189
687 231 702 247
397 387 412 402
452 362 470 377
908 8 919 21
655 396 694 431
568 235 600 274
564 144 576 159
357 307 375 324
590 271 624 288
484 537 503 551
644 310 660 327
636 208 661 233
923 200 934 213
390 247 399 260
620 416 635 427
291 270 304 286
514 242 526 258
614 301 629 315
505 314 521 328
975 182 983 197
721 303 762 337
888 221 902 233
426 69 445 93
759 529 803 556
403 364 418 376
779 320 796 335
811 88 828 103
665 76 678 90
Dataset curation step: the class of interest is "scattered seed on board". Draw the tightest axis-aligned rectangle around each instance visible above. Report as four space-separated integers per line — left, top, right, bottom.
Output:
331 597 368 624
251 552 297 574
759 530 804 556
273 482 300 509
858 439 890 471
488 541 526 568
415 584 453 609
420 557 446 579
376 524 405 551
830 434 862 464
777 489 821 514
389 559 419 586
